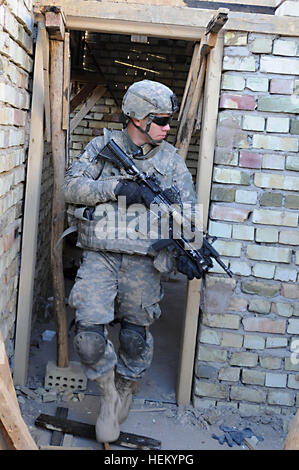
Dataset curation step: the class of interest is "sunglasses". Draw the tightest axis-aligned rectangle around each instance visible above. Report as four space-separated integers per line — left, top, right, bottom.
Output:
151 115 172 127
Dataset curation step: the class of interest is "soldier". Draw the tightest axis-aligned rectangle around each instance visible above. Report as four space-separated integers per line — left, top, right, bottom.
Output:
64 80 200 443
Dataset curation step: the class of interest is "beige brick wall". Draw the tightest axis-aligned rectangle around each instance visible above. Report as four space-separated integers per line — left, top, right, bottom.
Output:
0 0 34 355
195 31 299 414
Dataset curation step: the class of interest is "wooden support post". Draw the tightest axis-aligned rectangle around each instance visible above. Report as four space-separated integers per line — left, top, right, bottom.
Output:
283 410 299 450
0 332 38 449
176 33 224 406
175 9 228 161
50 36 69 368
13 22 45 386
41 24 51 143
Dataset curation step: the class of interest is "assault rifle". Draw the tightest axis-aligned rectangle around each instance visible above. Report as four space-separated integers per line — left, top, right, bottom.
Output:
98 139 233 279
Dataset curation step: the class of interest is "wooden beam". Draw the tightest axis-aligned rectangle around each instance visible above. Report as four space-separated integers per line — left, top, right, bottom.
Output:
35 1 299 37
283 409 299 450
0 332 38 450
175 9 227 160
196 35 224 228
45 7 65 40
13 22 45 387
50 38 68 368
41 23 51 142
70 85 107 133
70 83 97 113
176 33 224 406
62 32 70 131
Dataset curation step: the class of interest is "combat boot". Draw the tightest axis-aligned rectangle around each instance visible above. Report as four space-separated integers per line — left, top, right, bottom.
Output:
115 373 137 424
94 369 122 443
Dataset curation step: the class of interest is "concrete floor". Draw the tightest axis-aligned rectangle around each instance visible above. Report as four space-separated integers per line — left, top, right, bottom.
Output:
19 267 289 451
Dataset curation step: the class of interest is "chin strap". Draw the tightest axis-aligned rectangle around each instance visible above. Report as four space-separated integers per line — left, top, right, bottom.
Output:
131 116 163 146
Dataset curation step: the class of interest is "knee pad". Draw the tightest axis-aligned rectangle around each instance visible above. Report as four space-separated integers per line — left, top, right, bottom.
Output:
119 321 146 360
74 322 106 366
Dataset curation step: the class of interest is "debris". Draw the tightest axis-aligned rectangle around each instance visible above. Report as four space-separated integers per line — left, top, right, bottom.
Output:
15 385 39 401
42 330 56 342
244 435 259 450
35 413 162 450
42 389 57 403
212 425 264 448
131 407 166 413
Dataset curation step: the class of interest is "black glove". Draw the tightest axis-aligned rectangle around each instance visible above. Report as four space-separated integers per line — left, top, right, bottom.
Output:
176 255 203 280
114 180 155 207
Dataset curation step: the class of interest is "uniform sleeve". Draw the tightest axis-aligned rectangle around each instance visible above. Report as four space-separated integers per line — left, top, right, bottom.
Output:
63 137 119 206
172 152 197 205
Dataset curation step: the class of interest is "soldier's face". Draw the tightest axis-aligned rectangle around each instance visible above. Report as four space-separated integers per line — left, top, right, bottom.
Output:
141 114 171 143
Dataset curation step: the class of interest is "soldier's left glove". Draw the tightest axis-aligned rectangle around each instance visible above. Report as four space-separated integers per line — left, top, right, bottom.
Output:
176 255 203 280
114 180 155 207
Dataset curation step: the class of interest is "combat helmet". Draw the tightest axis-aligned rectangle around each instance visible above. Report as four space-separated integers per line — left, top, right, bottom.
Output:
122 80 178 119
122 80 178 144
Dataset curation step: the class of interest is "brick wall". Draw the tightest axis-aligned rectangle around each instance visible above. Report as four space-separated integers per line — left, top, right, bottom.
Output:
0 0 34 355
194 31 299 415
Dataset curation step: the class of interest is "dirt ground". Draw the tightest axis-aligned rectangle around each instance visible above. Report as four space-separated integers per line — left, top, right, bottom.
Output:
15 264 294 452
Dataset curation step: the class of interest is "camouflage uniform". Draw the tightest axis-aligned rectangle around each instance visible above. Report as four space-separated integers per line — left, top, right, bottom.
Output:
64 82 197 382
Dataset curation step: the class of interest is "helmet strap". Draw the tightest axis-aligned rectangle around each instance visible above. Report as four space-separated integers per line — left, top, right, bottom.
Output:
130 115 163 145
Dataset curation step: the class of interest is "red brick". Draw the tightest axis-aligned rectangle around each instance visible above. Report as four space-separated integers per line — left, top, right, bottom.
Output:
270 78 294 95
220 93 256 111
210 205 250 222
281 283 299 299
239 151 262 169
243 317 286 334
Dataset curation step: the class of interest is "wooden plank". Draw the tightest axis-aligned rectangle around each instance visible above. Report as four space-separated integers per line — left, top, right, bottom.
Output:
41 23 51 143
283 409 299 450
50 407 68 446
0 332 38 450
176 278 202 406
178 42 201 123
187 1 276 15
13 22 45 387
62 32 70 131
176 33 224 406
35 1 299 37
35 414 161 449
196 34 224 228
175 9 227 160
70 83 97 113
0 379 38 450
0 331 19 410
175 54 207 161
45 8 65 40
50 38 68 368
70 85 107 133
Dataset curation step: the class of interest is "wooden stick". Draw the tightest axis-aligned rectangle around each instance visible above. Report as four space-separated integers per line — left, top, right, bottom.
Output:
176 34 224 406
0 332 38 450
13 21 45 386
50 38 69 368
62 32 70 131
283 409 299 450
178 42 201 123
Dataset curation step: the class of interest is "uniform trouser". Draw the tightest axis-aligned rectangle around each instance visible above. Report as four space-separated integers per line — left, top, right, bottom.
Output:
68 250 163 381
